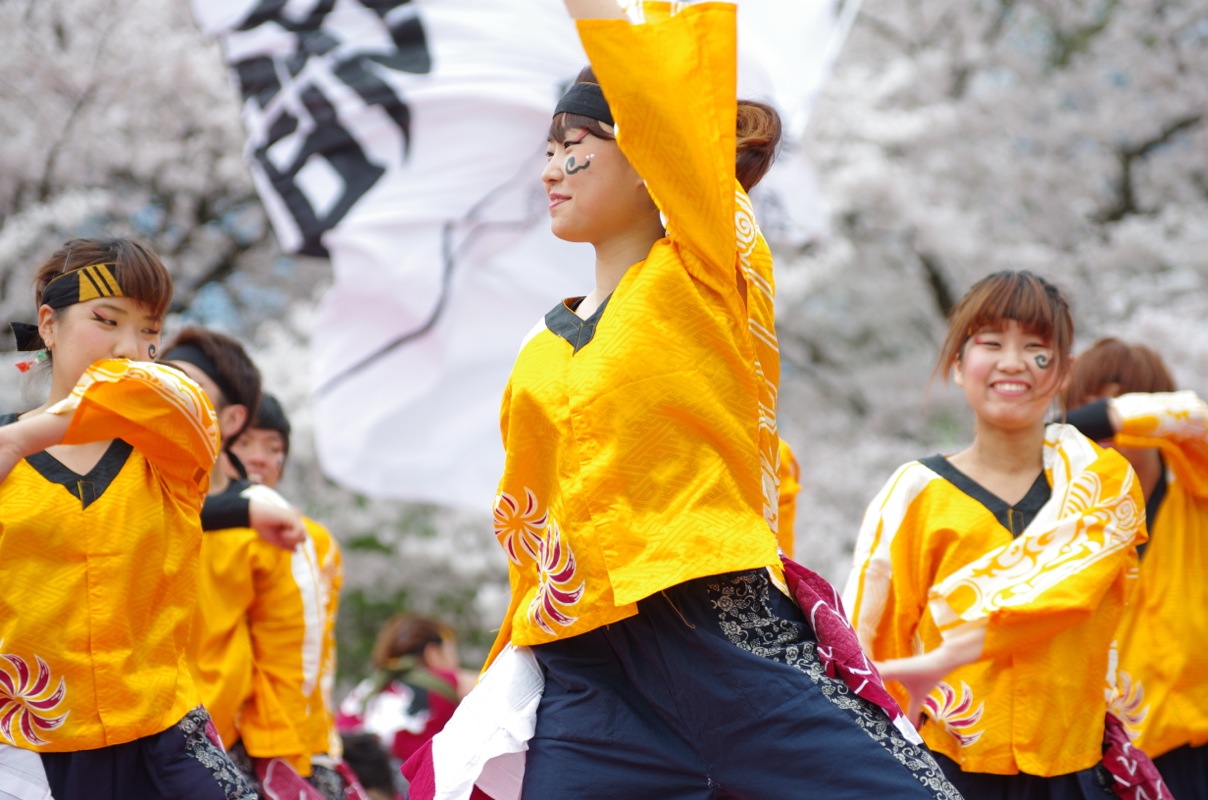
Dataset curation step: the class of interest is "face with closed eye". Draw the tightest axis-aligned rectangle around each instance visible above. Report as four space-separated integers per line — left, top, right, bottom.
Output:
954 320 1064 432
541 126 657 245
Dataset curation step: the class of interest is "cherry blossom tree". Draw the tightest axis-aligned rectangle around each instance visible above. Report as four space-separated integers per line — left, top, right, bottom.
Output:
2 0 1205 660
0 0 290 322
779 0 1208 579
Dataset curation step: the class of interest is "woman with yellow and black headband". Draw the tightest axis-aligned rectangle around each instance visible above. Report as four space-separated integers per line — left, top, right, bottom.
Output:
0 238 258 799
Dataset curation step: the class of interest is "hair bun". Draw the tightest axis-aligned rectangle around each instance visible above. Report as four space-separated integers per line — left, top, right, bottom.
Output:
735 100 782 192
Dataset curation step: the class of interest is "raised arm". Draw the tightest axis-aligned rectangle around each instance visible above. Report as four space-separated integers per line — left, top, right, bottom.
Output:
1112 390 1208 441
929 485 1143 660
924 433 1145 669
880 467 1142 721
576 3 743 283
203 484 306 551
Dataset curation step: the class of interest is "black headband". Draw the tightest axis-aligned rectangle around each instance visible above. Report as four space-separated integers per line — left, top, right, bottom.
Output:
554 82 613 127
161 344 241 406
10 264 124 351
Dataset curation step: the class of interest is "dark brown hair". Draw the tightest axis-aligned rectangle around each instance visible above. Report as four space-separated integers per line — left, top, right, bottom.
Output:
735 100 781 192
1063 337 1176 409
549 67 782 192
370 614 453 670
936 270 1074 381
34 237 172 319
163 326 262 435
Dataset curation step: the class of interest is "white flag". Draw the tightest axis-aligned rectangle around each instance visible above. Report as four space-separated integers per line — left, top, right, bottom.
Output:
195 0 842 511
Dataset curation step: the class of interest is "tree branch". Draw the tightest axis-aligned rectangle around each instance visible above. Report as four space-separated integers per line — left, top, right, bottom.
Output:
1096 113 1204 224
983 0 1017 44
1047 0 1120 69
858 11 915 52
915 247 956 319
778 340 871 417
36 6 124 203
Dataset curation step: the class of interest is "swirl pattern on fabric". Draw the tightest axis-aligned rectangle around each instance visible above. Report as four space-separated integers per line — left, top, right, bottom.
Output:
930 426 1142 631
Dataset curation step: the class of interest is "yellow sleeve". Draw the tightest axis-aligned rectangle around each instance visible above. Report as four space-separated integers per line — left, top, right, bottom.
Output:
50 359 218 502
1114 390 1208 499
239 539 325 773
325 532 343 591
323 539 343 754
317 523 344 630
776 440 801 557
577 3 739 290
304 518 343 755
928 443 1146 660
842 463 934 653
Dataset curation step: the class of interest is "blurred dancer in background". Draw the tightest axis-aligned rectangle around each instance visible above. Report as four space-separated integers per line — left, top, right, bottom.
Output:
1064 337 1208 799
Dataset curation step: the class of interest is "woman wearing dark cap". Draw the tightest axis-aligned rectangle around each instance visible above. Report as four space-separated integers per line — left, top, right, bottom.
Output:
404 3 963 798
1064 338 1208 799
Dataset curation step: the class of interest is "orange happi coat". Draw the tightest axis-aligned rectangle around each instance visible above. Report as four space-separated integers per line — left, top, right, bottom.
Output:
489 2 782 657
843 424 1145 776
0 360 218 751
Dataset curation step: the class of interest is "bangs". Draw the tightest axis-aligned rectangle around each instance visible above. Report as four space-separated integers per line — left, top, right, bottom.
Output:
111 243 173 320
43 238 173 319
548 112 614 143
963 274 1061 341
936 270 1073 379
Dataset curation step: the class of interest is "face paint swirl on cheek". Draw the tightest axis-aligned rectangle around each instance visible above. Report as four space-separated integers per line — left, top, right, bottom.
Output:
147 343 157 360
566 154 593 174
1034 353 1051 369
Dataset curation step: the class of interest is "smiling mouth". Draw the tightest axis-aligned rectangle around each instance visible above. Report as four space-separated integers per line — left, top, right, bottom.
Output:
548 195 569 209
992 381 1030 393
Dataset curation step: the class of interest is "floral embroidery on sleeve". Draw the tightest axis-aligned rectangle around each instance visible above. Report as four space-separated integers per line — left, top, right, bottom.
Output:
529 520 585 635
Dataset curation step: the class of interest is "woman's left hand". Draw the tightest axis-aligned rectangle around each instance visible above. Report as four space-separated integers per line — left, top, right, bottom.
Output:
245 484 307 550
875 624 987 725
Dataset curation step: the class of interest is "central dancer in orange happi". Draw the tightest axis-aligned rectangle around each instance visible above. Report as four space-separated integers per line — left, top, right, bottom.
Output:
403 3 963 799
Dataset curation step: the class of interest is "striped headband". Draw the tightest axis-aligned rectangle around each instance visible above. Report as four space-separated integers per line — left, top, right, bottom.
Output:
42 263 125 309
10 263 125 351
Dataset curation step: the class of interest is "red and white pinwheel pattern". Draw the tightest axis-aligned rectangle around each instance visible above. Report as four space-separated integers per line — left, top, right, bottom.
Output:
493 488 547 566
1108 671 1149 740
528 520 585 635
923 680 985 748
0 651 69 746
